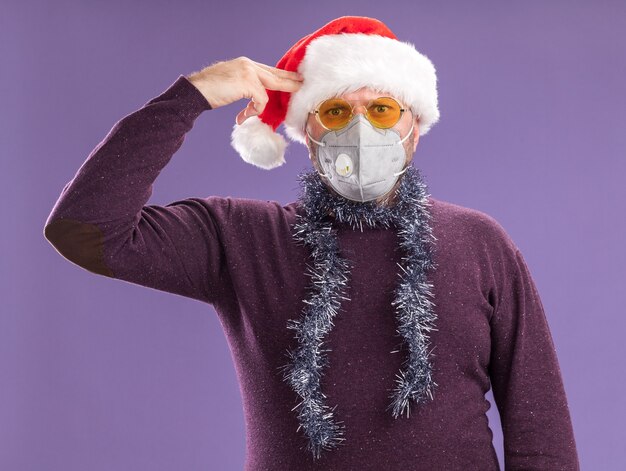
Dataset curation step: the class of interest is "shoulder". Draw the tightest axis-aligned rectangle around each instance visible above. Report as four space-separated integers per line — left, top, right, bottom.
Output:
428 195 519 254
428 196 528 305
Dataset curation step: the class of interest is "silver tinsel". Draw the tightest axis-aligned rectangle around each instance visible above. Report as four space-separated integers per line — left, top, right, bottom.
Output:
278 164 439 460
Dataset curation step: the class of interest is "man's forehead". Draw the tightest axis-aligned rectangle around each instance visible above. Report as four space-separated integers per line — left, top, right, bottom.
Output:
337 86 399 101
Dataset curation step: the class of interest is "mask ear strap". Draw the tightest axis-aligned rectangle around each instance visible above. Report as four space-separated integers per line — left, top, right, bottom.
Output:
318 169 333 180
304 127 332 179
394 120 415 177
398 121 414 145
306 129 326 147
393 165 409 177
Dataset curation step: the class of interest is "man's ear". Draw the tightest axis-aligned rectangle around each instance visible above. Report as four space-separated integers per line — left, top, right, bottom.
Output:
304 131 312 160
412 117 420 153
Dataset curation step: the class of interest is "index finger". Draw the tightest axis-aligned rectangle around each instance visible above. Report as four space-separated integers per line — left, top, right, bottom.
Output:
256 67 304 93
252 61 304 81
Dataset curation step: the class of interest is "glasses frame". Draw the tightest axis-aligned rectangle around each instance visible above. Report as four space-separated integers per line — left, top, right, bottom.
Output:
310 96 410 131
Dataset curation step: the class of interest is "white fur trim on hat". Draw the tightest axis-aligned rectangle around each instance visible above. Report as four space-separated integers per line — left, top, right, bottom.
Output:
284 33 440 145
231 116 287 170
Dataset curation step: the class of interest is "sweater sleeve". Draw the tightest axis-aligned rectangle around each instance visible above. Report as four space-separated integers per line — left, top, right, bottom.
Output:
43 75 231 306
488 246 580 470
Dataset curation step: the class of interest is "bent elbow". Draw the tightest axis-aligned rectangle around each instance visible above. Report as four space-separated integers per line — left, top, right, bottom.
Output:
44 218 114 277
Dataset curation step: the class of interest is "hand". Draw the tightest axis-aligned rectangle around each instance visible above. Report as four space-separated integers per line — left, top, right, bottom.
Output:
186 57 304 125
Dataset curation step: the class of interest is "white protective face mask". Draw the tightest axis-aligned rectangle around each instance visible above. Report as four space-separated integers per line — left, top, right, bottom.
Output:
306 114 414 202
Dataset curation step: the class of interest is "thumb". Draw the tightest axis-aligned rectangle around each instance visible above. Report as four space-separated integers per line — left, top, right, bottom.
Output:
235 101 259 126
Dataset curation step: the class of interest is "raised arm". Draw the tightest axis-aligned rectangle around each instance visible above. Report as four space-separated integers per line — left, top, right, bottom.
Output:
43 58 304 305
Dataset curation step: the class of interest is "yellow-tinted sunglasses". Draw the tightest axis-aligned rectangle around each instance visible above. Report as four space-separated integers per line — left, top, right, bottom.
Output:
311 96 409 131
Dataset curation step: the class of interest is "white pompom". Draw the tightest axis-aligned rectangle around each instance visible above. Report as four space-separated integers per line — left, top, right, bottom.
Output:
230 116 288 170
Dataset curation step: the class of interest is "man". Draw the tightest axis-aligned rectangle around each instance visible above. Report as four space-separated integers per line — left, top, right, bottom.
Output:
44 16 579 470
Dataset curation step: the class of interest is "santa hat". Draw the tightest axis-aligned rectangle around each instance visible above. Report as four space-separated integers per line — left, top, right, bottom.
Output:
231 16 440 170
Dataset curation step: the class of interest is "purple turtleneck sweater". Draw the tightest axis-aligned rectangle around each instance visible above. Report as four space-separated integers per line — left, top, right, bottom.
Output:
44 75 579 470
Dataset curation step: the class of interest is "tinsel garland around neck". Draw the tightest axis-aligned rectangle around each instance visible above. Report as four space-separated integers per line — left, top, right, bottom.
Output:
279 164 439 460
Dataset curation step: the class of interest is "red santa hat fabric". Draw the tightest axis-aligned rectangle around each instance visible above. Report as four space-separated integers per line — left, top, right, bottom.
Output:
231 16 440 170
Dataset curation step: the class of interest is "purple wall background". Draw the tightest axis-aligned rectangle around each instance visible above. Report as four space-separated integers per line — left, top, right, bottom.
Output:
2 1 624 469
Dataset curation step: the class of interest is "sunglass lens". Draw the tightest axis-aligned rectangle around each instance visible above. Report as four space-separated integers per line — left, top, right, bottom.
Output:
318 98 352 130
367 97 402 128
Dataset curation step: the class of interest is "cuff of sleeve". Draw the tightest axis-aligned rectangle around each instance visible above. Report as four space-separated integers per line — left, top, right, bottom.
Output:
177 74 213 111
152 74 213 124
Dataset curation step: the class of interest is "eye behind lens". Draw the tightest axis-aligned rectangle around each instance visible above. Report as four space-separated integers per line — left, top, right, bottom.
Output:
318 98 353 130
367 97 402 128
